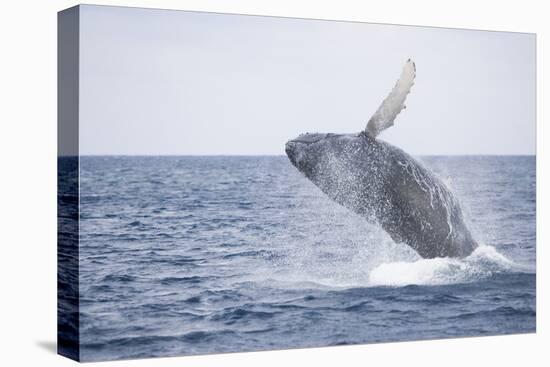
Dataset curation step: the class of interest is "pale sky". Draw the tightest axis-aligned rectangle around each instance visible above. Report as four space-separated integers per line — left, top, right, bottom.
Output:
79 5 536 155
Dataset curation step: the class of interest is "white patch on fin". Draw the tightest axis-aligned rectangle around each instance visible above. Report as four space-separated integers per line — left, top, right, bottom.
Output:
365 59 416 137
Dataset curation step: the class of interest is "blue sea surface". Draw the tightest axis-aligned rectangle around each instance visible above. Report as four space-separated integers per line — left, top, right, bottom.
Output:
77 156 535 361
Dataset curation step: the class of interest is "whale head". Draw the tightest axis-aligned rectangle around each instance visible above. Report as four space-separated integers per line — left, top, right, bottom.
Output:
286 133 327 168
285 132 378 183
286 133 345 177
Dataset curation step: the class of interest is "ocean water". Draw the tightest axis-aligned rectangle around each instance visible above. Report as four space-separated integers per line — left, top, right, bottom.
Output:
75 156 535 361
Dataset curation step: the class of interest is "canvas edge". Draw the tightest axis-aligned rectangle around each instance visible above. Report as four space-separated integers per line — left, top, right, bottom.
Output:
57 4 81 362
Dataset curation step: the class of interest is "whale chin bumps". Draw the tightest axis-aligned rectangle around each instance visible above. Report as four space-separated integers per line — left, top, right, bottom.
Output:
285 60 477 259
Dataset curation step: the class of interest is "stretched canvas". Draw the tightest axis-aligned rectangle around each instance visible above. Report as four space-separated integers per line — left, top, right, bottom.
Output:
58 4 536 362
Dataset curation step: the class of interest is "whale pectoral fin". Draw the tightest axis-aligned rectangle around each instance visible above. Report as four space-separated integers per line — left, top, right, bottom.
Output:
365 59 416 138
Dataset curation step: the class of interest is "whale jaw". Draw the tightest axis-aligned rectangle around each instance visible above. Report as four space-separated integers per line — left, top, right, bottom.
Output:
284 141 299 167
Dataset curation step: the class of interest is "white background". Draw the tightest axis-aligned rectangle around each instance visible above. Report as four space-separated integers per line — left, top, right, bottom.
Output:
0 1 547 366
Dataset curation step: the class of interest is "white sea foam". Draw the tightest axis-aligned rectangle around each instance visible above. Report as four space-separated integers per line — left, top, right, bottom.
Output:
368 245 523 287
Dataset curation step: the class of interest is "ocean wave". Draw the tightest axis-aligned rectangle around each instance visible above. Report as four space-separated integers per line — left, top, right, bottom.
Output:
452 306 536 320
368 245 528 287
209 307 277 324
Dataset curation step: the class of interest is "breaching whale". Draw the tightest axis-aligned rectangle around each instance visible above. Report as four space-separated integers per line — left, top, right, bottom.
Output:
285 60 477 259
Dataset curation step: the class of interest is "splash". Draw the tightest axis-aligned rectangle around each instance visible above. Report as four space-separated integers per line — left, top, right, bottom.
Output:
258 241 527 290
369 245 525 287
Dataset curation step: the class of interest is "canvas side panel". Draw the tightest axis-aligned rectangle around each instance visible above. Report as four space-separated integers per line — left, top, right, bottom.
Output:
57 5 80 362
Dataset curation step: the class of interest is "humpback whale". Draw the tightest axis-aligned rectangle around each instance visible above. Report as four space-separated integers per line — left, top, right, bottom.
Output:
285 60 477 259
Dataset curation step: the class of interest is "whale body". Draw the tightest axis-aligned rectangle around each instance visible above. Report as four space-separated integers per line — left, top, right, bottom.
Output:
285 60 477 258
285 133 477 258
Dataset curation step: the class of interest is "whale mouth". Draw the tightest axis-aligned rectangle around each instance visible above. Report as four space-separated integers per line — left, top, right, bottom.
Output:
285 141 299 166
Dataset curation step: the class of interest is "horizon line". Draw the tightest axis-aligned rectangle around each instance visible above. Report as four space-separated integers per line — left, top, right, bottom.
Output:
62 153 537 157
